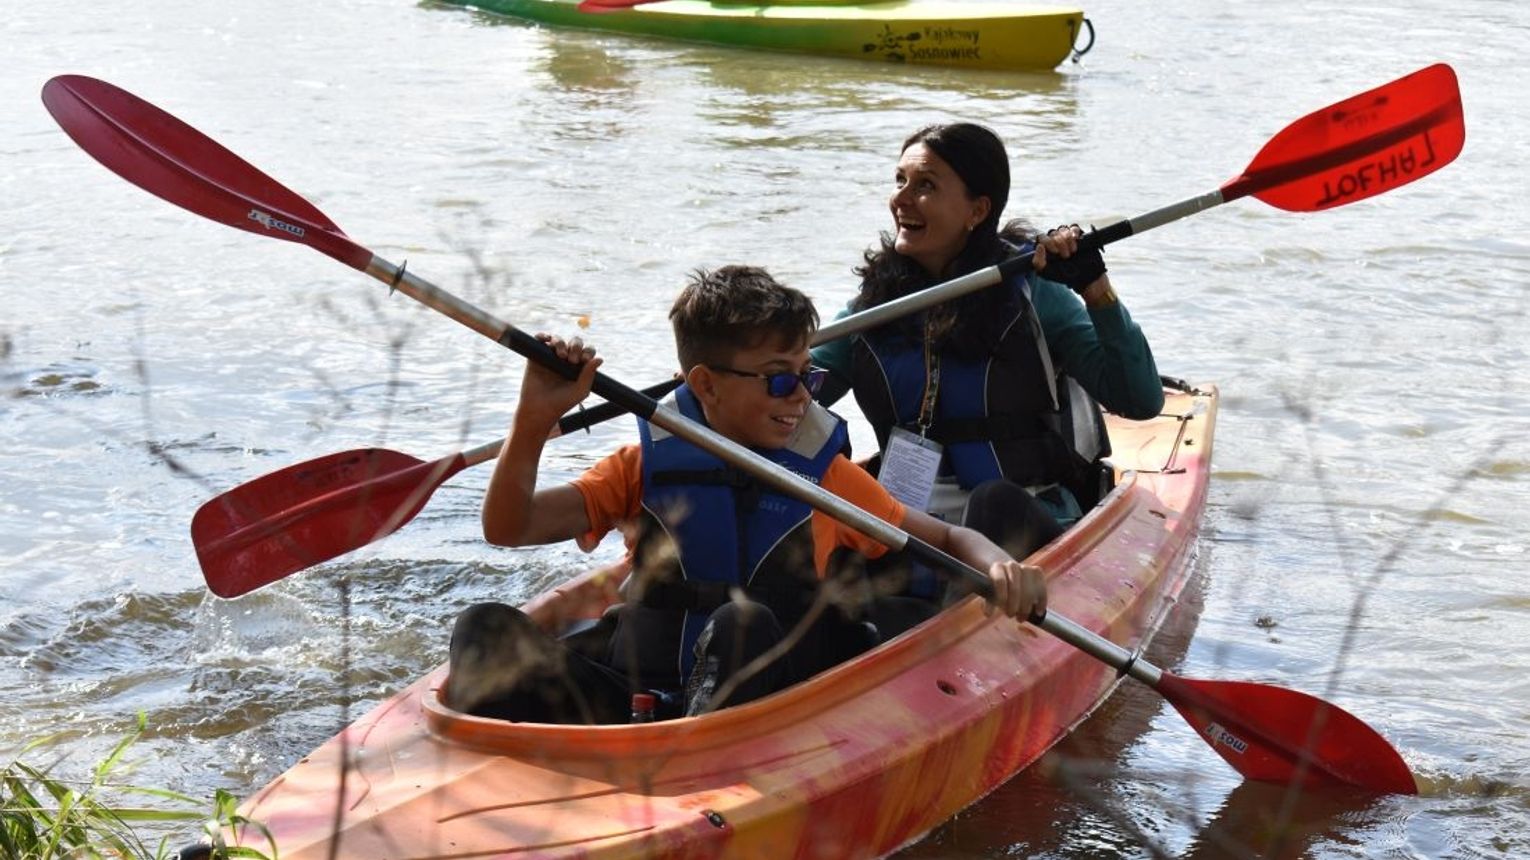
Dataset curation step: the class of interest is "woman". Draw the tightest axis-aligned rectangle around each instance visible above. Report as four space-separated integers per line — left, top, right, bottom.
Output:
812 122 1164 569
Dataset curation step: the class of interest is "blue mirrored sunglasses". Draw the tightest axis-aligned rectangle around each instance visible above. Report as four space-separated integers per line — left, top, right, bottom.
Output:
708 365 828 398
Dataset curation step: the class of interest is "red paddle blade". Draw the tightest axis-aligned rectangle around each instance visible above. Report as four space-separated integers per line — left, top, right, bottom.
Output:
192 448 466 598
1158 674 1417 795
1226 63 1464 212
40 75 371 270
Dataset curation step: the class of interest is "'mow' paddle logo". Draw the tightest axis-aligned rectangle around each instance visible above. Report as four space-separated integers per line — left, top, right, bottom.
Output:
248 208 305 237
1202 722 1250 755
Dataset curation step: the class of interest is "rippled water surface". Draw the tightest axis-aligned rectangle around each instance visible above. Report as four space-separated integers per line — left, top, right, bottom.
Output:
3 0 1528 856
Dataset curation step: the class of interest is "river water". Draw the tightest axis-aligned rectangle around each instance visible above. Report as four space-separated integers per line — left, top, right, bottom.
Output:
3 0 1527 857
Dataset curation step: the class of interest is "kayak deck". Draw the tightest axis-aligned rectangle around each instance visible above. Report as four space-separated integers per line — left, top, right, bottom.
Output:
442 0 1087 72
230 383 1217 858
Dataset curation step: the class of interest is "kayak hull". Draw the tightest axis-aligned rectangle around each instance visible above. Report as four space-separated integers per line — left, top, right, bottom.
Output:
442 0 1087 72
231 383 1217 858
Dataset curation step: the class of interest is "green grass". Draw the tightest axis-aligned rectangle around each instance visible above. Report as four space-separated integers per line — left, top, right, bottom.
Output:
1 715 275 860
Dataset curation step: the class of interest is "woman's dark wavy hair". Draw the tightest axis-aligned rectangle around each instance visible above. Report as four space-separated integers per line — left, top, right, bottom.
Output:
853 123 1036 359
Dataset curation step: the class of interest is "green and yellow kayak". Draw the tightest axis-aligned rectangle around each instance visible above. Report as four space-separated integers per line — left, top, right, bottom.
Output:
443 0 1089 71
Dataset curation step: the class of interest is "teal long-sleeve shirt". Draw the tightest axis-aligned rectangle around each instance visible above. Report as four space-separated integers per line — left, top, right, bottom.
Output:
810 274 1165 420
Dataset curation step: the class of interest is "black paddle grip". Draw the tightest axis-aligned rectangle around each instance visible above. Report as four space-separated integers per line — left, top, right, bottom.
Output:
1080 219 1133 251
498 327 659 420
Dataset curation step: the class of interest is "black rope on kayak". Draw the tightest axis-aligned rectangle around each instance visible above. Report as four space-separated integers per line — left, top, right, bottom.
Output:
1160 374 1213 398
1160 374 1194 393
1070 17 1096 63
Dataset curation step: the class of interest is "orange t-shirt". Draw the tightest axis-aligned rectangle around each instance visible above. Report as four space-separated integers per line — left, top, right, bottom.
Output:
570 444 906 577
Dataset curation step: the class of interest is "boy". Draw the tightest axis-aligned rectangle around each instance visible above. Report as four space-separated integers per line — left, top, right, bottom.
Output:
449 266 1045 724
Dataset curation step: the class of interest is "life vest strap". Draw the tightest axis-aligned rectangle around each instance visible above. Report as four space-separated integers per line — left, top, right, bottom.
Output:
635 579 810 614
651 467 753 488
651 467 763 511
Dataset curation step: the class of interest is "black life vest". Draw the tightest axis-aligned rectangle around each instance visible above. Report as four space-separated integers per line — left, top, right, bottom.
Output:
849 274 1110 499
618 385 849 685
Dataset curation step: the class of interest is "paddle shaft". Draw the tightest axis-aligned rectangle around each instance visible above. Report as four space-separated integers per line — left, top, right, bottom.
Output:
551 377 682 441
530 376 685 457
811 255 1029 344
363 247 1162 679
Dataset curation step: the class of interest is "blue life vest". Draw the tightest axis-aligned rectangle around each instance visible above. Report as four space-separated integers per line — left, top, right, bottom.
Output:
850 274 1109 496
624 385 849 683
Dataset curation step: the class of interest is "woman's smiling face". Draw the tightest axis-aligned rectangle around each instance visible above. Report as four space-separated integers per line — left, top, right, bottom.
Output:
889 142 991 276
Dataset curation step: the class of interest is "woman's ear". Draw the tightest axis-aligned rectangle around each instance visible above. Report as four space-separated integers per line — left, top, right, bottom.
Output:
968 195 992 231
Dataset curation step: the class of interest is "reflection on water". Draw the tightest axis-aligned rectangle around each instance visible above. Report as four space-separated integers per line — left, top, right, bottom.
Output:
531 32 643 146
536 34 639 97
689 46 1079 147
1180 780 1396 860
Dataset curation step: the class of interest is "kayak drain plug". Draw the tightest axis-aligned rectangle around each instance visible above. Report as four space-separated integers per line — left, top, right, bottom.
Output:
702 809 728 829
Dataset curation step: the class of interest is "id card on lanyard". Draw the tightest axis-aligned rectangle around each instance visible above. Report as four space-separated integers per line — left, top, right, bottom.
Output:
880 426 943 511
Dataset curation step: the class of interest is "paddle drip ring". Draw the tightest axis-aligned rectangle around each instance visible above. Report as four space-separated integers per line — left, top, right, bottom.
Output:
1070 17 1096 63
390 258 409 295
1117 644 1142 679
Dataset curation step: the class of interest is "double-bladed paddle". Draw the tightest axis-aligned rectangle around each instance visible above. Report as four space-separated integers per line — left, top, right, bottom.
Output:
42 70 1447 793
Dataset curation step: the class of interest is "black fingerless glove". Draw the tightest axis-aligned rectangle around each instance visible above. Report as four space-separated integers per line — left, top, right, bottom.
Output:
1040 234 1107 294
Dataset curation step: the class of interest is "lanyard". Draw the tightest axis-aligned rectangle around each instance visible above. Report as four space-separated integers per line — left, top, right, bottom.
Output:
918 317 940 436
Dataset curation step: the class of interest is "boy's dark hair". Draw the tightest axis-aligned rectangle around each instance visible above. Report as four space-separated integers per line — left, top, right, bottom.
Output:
670 265 819 371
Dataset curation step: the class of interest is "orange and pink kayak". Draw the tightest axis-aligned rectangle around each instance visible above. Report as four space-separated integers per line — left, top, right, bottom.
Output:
227 382 1217 858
